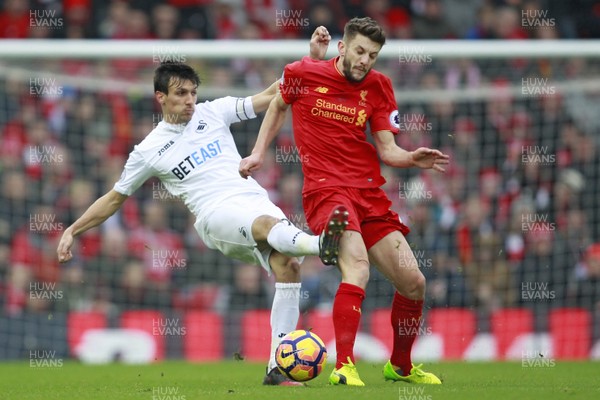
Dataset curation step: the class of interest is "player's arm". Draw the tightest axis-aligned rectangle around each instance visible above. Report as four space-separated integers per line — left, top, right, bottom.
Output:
373 130 450 172
239 93 289 178
250 26 330 114
251 80 279 114
309 25 331 61
57 189 128 262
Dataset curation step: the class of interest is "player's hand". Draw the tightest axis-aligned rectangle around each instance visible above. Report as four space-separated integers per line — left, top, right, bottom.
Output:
410 148 450 172
57 229 74 263
309 26 331 60
239 152 264 179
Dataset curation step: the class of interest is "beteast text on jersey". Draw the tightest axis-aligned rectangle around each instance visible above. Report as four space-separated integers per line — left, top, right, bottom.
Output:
171 139 222 180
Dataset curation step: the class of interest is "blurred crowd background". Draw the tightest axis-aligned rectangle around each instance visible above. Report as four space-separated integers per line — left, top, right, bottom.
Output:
0 0 599 342
1 0 599 40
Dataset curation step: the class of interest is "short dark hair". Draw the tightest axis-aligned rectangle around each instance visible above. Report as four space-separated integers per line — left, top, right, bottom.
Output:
343 17 386 47
153 62 200 94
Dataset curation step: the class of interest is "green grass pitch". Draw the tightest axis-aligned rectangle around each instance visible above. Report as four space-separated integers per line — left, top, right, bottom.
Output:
1 360 598 400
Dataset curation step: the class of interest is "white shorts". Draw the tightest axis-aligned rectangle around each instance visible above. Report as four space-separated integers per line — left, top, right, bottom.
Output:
194 192 287 273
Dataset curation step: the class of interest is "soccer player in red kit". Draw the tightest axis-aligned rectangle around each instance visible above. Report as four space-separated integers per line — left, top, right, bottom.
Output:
240 17 448 386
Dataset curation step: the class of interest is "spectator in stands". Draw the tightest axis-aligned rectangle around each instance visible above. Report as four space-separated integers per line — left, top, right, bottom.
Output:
62 0 93 39
455 194 493 267
412 0 456 39
0 170 31 249
567 134 600 240
481 79 513 168
464 2 496 39
55 259 94 312
128 201 187 286
113 259 171 310
98 0 131 39
444 117 480 192
9 204 63 314
444 59 481 90
464 233 516 313
443 0 481 38
532 91 565 154
363 0 412 39
306 2 344 39
552 168 585 234
223 262 271 359
558 209 593 270
571 243 600 312
0 0 30 38
516 222 569 329
151 3 180 39
491 6 528 39
228 263 271 311
87 228 131 292
424 250 471 308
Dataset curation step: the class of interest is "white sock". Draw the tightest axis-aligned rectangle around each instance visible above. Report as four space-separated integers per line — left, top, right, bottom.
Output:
267 220 319 257
268 282 301 371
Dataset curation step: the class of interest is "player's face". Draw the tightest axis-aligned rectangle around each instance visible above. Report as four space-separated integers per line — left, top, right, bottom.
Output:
157 78 197 124
339 34 382 83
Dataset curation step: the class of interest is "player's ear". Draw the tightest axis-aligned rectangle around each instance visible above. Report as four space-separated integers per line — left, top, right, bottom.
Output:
338 40 345 57
155 91 166 105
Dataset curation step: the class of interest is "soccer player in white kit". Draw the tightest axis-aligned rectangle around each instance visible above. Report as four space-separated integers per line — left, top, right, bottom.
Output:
56 28 346 386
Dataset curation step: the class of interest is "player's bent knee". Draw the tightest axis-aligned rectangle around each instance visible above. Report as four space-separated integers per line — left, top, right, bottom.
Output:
271 255 301 283
340 258 370 288
399 273 426 300
251 215 280 242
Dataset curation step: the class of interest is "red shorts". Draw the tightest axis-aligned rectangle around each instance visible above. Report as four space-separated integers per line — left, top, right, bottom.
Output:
303 187 410 250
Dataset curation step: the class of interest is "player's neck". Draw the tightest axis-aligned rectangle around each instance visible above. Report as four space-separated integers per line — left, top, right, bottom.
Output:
334 56 344 78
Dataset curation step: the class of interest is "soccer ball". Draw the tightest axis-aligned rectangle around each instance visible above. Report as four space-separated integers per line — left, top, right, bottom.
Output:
275 330 327 382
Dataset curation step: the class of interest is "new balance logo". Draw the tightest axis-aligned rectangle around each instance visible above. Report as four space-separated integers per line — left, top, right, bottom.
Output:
314 86 329 93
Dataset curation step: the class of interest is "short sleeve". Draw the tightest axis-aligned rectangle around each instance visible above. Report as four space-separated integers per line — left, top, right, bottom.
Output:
370 75 400 135
113 147 154 196
202 96 256 126
279 57 307 105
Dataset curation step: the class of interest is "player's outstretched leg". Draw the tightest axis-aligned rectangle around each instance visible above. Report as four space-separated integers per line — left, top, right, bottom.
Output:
371 235 441 385
263 254 305 386
383 295 441 384
319 205 349 265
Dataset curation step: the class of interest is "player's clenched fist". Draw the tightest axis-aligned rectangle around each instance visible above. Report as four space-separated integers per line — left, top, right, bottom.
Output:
310 26 331 61
239 152 263 179
57 229 74 263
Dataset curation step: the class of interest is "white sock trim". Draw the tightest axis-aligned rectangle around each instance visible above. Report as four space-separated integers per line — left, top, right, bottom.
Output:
274 282 302 289
268 282 301 371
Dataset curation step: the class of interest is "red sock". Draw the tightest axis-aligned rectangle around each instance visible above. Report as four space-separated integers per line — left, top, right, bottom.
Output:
390 292 424 375
332 282 365 369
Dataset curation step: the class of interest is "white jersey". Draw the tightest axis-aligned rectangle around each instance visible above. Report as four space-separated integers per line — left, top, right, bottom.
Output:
114 96 267 221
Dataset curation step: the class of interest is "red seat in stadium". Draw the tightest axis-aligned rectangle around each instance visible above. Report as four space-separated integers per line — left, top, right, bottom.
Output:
427 308 476 359
305 309 336 347
67 311 108 356
549 308 591 360
491 308 534 359
120 310 166 361
240 309 271 361
183 311 223 361
369 308 393 353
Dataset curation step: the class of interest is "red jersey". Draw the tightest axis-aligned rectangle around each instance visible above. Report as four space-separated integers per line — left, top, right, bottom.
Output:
280 56 399 193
